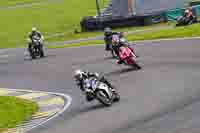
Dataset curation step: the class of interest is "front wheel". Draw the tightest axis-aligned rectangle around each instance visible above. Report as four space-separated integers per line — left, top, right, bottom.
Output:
113 92 120 102
96 90 112 106
30 49 36 59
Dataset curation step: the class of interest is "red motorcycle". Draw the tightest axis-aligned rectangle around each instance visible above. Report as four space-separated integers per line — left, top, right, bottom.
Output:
118 46 141 69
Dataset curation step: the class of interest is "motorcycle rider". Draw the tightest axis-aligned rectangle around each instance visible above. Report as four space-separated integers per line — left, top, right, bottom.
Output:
74 69 117 101
28 27 44 54
183 8 197 24
104 27 124 51
116 38 137 64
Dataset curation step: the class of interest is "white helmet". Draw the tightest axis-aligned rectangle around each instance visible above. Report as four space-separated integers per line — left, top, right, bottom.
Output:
74 69 85 80
32 27 37 31
184 9 189 14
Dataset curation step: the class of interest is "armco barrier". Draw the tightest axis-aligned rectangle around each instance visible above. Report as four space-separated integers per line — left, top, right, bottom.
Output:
80 5 200 31
165 5 200 21
144 12 167 25
80 16 146 31
165 8 184 21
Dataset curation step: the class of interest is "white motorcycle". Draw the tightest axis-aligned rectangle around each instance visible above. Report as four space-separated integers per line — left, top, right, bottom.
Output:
85 77 120 106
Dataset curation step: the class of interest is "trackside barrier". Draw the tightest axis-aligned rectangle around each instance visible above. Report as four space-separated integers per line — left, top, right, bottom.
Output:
80 5 200 31
165 5 200 21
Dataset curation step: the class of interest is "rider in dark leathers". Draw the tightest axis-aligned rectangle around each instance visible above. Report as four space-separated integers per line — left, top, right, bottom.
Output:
28 27 44 54
177 8 197 25
74 69 117 101
104 27 124 51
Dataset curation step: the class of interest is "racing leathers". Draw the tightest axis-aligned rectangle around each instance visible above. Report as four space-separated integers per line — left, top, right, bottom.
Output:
28 31 43 53
104 32 122 51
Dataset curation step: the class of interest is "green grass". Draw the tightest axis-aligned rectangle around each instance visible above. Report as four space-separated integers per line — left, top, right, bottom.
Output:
0 0 45 7
0 96 38 132
0 0 172 49
127 23 200 41
46 23 171 42
0 0 106 48
48 23 200 48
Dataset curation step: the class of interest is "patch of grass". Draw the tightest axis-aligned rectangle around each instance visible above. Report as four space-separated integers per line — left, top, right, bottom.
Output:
0 96 38 132
127 23 200 41
0 0 103 48
0 0 45 7
46 23 171 42
0 0 172 49
48 23 200 48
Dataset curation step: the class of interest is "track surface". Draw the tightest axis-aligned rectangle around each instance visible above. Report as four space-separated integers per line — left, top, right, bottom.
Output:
1 39 200 133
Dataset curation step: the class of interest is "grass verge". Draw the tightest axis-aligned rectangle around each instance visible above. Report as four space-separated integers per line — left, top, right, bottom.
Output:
0 96 38 132
47 23 200 48
0 0 109 48
127 23 200 41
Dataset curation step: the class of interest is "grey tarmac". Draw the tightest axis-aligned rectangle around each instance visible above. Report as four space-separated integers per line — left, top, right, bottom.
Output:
0 39 200 133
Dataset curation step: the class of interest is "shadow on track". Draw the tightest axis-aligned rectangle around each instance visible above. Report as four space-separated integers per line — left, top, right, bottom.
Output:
105 67 139 77
72 56 115 66
65 103 106 121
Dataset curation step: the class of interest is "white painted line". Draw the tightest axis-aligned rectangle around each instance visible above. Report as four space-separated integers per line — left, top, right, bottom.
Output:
0 88 72 133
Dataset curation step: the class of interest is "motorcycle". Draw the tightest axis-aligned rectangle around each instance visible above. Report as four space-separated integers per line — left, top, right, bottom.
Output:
85 77 120 106
118 45 141 69
29 36 45 59
176 15 197 26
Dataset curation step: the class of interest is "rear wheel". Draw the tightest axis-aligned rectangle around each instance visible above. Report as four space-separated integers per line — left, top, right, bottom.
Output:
96 90 112 106
113 92 120 102
30 49 36 59
40 49 44 57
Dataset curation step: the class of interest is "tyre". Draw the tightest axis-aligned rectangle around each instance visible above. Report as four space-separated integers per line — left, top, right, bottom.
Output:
96 90 112 106
40 49 44 57
113 92 120 102
30 49 36 59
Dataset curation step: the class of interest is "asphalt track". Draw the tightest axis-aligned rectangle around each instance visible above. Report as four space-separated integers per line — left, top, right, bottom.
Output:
1 39 200 133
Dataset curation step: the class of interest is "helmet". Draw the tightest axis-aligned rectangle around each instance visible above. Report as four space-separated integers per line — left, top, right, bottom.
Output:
184 9 189 14
104 27 112 34
74 69 87 80
32 27 37 32
112 34 120 45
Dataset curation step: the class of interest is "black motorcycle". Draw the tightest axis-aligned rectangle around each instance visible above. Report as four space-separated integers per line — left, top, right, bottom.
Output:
176 15 197 26
29 36 45 59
